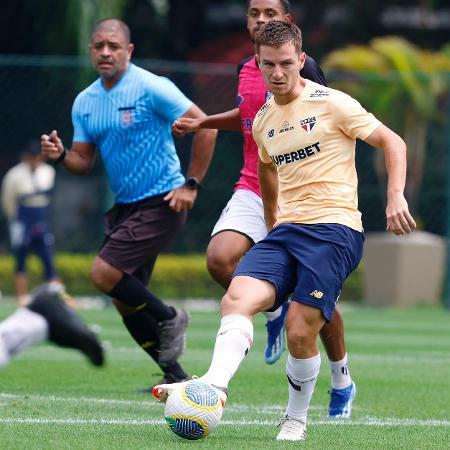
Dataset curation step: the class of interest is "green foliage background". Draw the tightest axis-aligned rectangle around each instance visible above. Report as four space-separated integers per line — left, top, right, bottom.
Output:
0 253 362 301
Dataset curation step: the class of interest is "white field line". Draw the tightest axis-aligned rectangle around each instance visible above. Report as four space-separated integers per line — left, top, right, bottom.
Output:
0 393 320 412
0 416 448 428
1 394 449 428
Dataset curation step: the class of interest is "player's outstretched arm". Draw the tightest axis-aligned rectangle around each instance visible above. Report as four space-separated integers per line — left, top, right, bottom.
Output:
164 104 218 212
258 159 279 231
172 108 241 137
41 130 96 176
364 124 416 236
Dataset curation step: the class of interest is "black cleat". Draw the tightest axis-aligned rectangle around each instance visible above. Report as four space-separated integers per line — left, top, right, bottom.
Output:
27 285 104 367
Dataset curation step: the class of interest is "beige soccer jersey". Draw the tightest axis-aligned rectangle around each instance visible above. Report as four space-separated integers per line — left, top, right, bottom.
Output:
252 80 381 232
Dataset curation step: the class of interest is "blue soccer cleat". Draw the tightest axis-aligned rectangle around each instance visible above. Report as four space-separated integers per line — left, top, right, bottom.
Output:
264 303 288 364
327 381 356 418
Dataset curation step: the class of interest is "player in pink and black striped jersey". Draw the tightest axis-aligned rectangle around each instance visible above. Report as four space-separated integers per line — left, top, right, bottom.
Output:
173 0 355 418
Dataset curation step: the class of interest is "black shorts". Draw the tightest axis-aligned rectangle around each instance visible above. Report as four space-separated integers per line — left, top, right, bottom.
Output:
99 193 186 285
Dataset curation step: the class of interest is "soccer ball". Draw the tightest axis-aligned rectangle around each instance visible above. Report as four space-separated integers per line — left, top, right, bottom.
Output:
164 380 224 440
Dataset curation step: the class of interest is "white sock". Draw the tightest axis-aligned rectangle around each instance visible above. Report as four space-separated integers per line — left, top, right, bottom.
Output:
202 314 253 389
329 353 352 389
0 308 49 368
264 305 283 322
285 353 321 423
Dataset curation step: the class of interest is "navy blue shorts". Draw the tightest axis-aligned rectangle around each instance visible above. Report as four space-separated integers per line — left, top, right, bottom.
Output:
233 223 364 321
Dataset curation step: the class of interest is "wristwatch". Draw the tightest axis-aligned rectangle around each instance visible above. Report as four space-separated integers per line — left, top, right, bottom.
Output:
185 177 202 190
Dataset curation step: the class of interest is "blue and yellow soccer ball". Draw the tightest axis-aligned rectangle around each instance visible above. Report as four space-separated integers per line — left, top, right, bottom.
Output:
164 380 224 440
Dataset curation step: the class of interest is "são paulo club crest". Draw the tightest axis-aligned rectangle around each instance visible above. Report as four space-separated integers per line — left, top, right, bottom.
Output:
300 116 316 134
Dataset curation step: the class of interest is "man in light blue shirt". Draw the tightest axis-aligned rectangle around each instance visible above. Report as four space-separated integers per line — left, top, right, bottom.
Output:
42 18 217 390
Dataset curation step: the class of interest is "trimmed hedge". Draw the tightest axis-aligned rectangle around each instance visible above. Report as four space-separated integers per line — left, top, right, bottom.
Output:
0 253 362 301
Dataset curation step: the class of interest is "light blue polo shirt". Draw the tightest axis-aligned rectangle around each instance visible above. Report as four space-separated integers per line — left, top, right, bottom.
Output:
72 63 192 203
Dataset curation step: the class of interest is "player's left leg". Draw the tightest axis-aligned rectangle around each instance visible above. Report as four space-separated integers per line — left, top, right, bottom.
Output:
276 302 324 441
112 299 190 391
320 309 356 418
34 232 58 282
276 223 363 437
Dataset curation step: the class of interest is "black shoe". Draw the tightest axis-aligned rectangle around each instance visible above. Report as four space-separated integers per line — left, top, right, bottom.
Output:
138 372 191 394
157 308 189 366
27 284 104 367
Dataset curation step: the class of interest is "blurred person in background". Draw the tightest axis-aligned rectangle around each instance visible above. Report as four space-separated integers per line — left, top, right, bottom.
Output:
1 140 59 306
173 0 356 418
41 18 217 391
0 282 104 368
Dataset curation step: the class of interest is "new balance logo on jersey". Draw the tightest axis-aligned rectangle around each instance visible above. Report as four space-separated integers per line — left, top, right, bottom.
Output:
310 290 324 299
267 129 275 139
300 117 316 134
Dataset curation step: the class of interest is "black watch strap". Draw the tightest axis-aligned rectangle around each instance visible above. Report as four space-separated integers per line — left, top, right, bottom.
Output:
185 177 202 190
53 148 67 165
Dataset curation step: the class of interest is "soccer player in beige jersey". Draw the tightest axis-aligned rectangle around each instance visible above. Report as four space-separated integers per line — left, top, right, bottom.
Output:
154 21 416 441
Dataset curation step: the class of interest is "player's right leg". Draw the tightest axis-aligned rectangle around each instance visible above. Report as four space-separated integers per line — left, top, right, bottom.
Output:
207 189 287 364
207 189 261 289
153 275 276 403
154 235 293 412
207 231 252 289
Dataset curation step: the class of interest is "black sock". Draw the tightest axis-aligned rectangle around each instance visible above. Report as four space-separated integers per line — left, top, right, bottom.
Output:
163 362 188 379
123 311 188 379
108 274 175 322
123 311 160 363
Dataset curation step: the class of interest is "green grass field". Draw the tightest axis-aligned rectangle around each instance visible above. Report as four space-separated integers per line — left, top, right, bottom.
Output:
0 301 449 449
